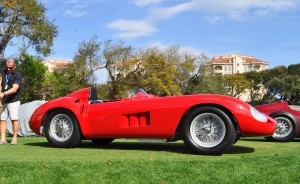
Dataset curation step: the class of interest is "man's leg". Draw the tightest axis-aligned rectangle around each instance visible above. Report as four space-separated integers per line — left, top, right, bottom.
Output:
0 120 7 142
11 120 18 142
0 104 7 143
7 101 20 144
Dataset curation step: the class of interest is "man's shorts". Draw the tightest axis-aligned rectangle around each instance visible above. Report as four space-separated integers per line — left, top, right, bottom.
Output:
0 101 20 121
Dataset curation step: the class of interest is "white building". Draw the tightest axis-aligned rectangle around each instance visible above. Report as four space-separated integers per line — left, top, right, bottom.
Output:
207 53 269 102
43 59 71 72
207 53 268 75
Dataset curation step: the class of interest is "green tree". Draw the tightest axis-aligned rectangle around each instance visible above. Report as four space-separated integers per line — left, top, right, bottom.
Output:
42 37 104 99
243 71 265 105
141 48 180 96
225 74 251 98
127 46 196 96
288 63 300 76
261 66 288 103
42 71 71 100
19 54 47 103
0 0 58 57
94 83 110 100
163 46 197 93
102 44 197 98
185 54 227 95
113 57 144 97
72 36 103 85
103 40 136 99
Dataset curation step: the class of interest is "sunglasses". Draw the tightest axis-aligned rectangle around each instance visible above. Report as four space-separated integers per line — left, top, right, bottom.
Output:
6 66 15 70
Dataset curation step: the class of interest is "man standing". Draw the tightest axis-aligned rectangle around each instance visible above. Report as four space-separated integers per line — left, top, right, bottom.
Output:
0 58 22 145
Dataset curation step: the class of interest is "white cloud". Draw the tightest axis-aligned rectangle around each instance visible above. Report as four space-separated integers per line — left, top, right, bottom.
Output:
149 41 205 56
148 1 193 20
63 0 101 17
203 15 223 24
107 20 158 40
107 0 300 40
148 0 299 22
64 9 88 17
189 0 299 21
132 0 163 7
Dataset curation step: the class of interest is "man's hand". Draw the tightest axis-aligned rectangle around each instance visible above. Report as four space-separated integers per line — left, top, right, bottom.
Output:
0 92 5 98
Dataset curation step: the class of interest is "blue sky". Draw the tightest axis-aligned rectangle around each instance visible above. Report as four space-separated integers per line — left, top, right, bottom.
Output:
6 0 300 82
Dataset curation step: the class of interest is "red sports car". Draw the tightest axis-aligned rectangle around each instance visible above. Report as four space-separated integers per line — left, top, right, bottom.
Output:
29 87 276 155
255 100 300 142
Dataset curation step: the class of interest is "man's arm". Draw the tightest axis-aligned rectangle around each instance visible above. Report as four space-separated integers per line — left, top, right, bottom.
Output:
0 84 19 98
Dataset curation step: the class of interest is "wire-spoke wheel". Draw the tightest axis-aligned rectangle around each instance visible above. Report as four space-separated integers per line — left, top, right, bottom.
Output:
266 114 297 142
49 114 73 142
183 106 236 155
190 113 226 148
44 110 82 148
274 117 293 138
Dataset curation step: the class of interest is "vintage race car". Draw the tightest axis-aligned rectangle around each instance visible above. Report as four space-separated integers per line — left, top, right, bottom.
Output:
29 88 276 155
255 101 300 142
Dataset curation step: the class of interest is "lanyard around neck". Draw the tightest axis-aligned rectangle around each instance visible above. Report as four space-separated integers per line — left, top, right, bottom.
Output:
5 73 11 83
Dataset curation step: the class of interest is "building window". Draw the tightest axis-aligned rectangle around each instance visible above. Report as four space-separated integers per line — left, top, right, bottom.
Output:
224 66 232 71
215 66 222 70
253 65 260 71
244 65 252 72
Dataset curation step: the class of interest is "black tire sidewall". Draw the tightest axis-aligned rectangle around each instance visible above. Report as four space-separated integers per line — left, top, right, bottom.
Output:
182 106 236 155
44 110 82 148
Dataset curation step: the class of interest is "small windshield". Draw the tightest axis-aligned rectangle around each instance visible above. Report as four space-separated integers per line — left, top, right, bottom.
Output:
126 89 148 98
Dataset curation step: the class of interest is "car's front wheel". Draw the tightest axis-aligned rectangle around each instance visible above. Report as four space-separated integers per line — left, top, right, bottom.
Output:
182 106 236 155
265 114 297 142
44 110 82 148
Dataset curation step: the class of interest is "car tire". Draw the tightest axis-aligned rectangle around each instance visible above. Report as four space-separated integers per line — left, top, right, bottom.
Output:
234 134 240 144
182 106 236 155
44 110 82 148
91 138 114 144
265 114 298 142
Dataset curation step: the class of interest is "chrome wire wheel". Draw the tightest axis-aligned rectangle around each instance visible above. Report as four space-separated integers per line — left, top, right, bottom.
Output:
273 117 293 139
49 114 74 142
190 113 226 148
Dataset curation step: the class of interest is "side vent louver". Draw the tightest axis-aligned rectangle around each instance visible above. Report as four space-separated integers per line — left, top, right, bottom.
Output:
120 112 150 128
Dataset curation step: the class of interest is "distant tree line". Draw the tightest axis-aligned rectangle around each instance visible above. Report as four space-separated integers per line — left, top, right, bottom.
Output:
16 37 300 106
1 1 300 105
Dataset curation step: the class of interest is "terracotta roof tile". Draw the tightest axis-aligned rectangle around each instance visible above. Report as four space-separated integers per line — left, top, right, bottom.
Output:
209 54 268 64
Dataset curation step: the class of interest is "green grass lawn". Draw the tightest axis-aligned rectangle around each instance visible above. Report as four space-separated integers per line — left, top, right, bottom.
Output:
0 137 299 184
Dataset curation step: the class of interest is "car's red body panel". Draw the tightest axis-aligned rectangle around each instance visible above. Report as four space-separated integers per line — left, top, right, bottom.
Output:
255 101 300 137
29 88 276 140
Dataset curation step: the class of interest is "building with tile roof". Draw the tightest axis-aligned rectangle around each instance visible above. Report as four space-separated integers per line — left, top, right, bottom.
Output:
207 53 268 75
43 59 71 72
206 53 269 102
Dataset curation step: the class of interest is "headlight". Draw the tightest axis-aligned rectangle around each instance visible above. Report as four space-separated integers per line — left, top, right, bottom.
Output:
250 106 267 122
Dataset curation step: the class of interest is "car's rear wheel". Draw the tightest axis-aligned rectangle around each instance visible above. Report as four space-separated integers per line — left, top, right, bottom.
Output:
44 110 82 148
91 138 114 144
265 115 297 142
182 106 236 155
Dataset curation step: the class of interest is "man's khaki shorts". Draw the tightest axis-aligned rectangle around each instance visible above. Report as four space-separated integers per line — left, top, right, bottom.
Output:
1 101 20 121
